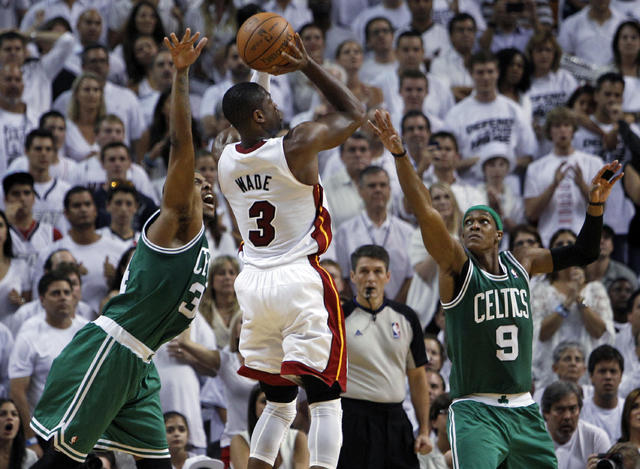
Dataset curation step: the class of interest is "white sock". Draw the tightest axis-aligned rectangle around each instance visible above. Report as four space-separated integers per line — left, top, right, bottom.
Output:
249 400 297 465
308 399 343 469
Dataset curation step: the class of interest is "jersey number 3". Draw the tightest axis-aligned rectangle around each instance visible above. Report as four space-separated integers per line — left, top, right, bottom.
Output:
496 325 519 361
249 201 276 247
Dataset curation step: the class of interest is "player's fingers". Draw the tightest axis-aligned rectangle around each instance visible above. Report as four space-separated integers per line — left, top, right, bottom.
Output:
609 171 624 186
195 37 208 54
170 32 179 46
190 31 200 45
368 120 381 135
182 28 191 43
163 37 172 49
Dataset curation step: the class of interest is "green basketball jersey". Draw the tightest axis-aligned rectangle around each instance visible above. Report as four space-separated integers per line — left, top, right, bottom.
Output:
444 251 532 399
102 211 210 351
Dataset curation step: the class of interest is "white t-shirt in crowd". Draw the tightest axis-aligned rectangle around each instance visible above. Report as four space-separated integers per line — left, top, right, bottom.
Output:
33 178 72 234
527 70 578 128
580 397 624 442
63 120 100 162
7 152 80 183
432 0 487 32
622 75 640 113
8 315 87 412
9 221 59 274
359 58 398 87
6 299 94 338
0 259 32 326
350 3 412 45
552 420 611 469
395 22 452 61
0 109 38 174
523 150 603 246
430 48 474 90
443 94 537 182
0 321 13 399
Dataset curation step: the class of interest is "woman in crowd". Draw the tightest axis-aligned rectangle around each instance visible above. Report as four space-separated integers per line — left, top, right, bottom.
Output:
496 48 532 119
566 84 597 116
0 399 38 469
335 40 383 111
230 385 309 469
532 229 615 388
166 411 196 469
619 388 640 449
406 183 461 330
532 341 591 404
127 35 160 94
64 72 106 161
198 256 241 350
0 210 31 327
612 20 640 115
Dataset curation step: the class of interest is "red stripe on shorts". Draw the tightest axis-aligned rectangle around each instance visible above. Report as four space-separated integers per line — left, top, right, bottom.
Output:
310 184 332 255
281 255 347 391
237 365 298 386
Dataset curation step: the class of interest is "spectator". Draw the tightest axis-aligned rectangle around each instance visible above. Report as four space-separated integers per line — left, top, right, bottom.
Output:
619 388 640 448
426 369 446 401
524 106 603 246
430 13 477 102
496 48 533 120
612 21 640 114
406 182 462 329
229 384 309 469
63 72 105 161
400 111 433 186
479 0 539 53
614 289 640 379
165 411 196 469
532 229 614 388
22 128 72 233
0 29 74 119
6 111 79 183
351 0 411 46
8 270 87 457
138 50 174 127
3 171 62 271
418 392 452 469
608 277 635 328
334 166 414 302
320 258 348 303
397 0 451 63
587 442 640 469
558 0 624 66
37 186 129 314
0 208 30 327
335 40 383 112
533 341 591 405
339 244 431 468
125 34 159 92
324 133 372 228
97 179 140 248
392 70 445 132
541 380 610 469
621 133 640 274
359 17 398 85
0 64 37 174
581 345 625 442
0 324 12 398
586 225 638 289
198 255 241 350
424 334 446 373
0 398 38 468
443 51 537 183
308 0 356 60
263 0 312 31
567 85 597 117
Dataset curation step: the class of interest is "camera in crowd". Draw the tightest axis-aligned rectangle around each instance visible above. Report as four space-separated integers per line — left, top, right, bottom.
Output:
596 452 624 469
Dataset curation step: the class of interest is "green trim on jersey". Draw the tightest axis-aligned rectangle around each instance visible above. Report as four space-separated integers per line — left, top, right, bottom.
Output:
444 251 533 398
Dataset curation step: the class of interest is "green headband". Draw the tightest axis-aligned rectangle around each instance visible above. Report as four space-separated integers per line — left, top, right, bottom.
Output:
463 205 503 231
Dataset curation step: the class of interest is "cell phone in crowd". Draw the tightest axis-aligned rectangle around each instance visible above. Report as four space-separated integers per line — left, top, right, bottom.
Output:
601 169 615 182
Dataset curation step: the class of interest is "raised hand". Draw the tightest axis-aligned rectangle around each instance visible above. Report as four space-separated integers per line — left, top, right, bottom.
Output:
368 109 404 155
268 33 309 75
164 28 207 71
589 160 624 204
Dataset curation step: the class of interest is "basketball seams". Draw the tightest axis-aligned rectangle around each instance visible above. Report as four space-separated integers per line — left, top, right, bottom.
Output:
248 20 290 67
239 13 278 62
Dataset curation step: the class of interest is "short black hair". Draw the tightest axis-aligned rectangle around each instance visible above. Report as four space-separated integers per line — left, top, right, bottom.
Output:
399 68 428 89
401 110 431 135
566 84 595 109
588 344 624 375
106 179 138 203
81 43 108 66
541 380 583 414
38 270 72 297
358 165 388 186
350 244 390 271
448 12 476 35
431 131 459 152
602 224 615 240
299 22 325 40
396 29 423 49
52 262 83 286
100 141 131 162
364 16 393 43
0 31 26 47
63 186 94 210
25 128 54 151
39 110 65 128
0 210 12 258
429 392 452 422
3 171 34 195
469 50 498 72
222 82 269 131
596 72 625 91
340 131 369 153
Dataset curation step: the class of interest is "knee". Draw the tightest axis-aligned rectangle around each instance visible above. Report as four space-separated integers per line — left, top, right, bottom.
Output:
260 382 298 403
301 375 341 404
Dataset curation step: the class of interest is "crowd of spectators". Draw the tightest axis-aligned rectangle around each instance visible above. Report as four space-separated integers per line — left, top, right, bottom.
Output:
1 0 640 468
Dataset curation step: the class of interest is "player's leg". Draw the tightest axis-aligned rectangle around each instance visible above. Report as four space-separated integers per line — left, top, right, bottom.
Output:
247 382 298 469
302 375 343 469
134 458 172 468
30 447 84 469
448 400 509 469
502 405 558 469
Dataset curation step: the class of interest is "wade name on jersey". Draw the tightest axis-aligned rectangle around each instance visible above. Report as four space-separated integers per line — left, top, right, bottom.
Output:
234 173 273 192
473 288 530 324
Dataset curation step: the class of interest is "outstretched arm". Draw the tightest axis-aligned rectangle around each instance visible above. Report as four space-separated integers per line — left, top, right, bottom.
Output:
369 110 467 277
517 161 623 275
146 29 207 247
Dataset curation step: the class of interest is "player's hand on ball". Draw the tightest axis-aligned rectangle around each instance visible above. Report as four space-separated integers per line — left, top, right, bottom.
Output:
268 33 309 75
164 28 208 71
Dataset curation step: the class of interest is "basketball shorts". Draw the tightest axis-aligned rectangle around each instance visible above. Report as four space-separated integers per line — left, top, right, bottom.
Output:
448 398 557 469
235 256 346 390
31 323 169 462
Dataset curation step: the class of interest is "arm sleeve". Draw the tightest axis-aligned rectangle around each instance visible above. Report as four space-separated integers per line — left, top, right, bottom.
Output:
617 120 640 171
550 213 602 271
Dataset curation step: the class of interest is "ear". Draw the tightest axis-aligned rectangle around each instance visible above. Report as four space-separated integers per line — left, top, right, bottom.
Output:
496 230 503 244
384 269 391 283
350 270 356 284
253 109 265 123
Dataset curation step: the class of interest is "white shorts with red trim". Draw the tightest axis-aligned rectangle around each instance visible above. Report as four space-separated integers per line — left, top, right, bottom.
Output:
235 256 346 390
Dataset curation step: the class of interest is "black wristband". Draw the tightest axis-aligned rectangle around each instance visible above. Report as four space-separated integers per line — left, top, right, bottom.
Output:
588 201 604 206
391 149 407 158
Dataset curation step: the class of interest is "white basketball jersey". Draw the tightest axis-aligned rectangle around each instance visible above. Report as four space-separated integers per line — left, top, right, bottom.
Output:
218 137 332 268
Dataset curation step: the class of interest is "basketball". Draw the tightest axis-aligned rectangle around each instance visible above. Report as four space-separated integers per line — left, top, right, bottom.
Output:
236 12 295 72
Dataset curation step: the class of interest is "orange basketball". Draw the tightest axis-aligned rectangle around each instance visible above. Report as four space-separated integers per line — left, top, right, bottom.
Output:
236 12 295 72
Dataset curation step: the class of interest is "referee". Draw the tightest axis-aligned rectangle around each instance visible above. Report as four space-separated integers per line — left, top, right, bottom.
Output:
337 245 432 469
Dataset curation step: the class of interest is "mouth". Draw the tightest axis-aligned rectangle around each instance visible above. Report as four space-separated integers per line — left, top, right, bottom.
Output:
5 423 13 431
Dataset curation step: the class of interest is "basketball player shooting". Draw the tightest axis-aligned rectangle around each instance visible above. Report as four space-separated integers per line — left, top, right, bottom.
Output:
29 29 213 469
369 109 623 468
215 32 365 469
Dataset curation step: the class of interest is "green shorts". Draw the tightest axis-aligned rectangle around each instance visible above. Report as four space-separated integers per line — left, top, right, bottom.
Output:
31 323 169 462
447 399 557 469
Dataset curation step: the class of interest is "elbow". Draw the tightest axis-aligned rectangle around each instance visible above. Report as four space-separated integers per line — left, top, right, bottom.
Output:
349 103 367 127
